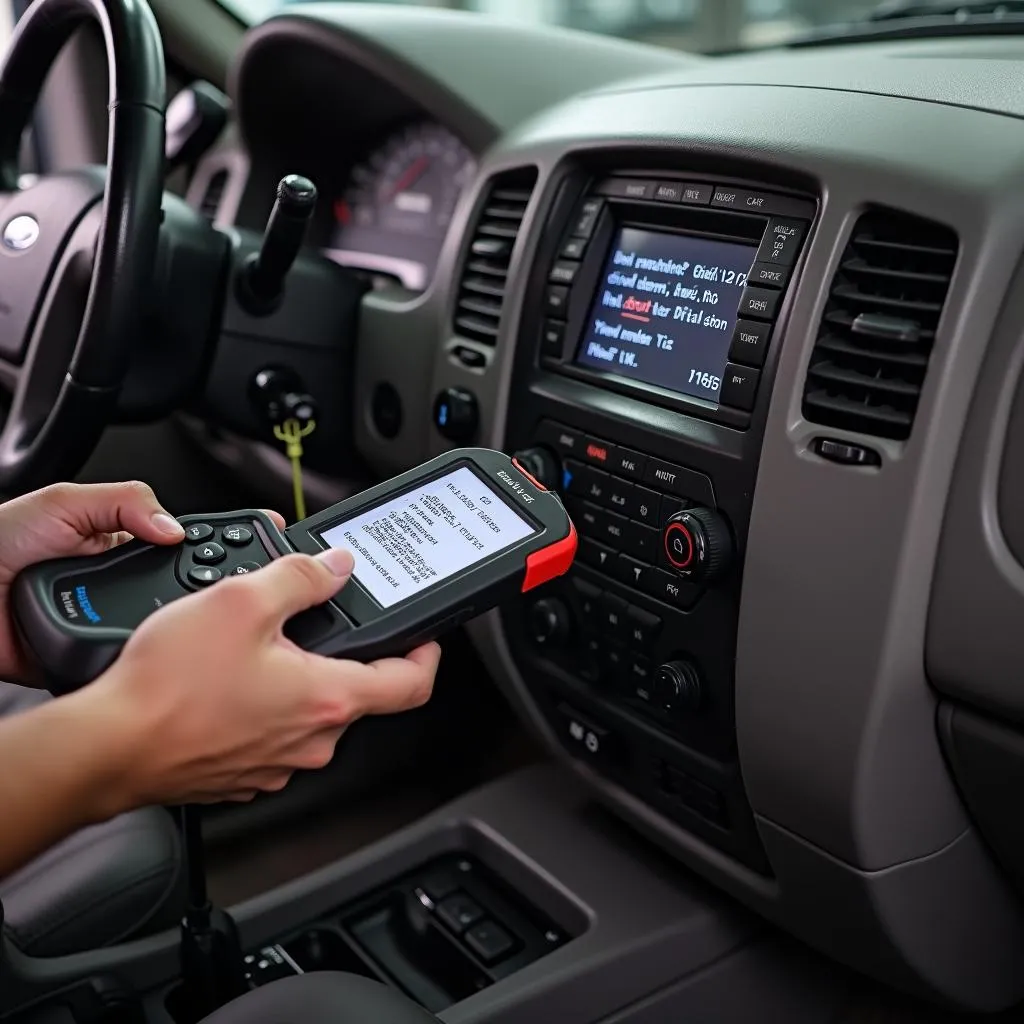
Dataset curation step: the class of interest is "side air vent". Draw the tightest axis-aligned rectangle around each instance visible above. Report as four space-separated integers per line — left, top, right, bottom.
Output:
452 168 538 345
198 168 228 222
802 209 958 440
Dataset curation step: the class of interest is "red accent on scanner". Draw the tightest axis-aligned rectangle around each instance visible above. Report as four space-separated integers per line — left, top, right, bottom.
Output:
511 457 547 491
522 522 578 592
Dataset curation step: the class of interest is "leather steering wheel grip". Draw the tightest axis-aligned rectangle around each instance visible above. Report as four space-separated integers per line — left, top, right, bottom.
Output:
0 0 165 489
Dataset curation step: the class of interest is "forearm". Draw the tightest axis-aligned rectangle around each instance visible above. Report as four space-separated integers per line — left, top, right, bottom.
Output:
0 688 135 879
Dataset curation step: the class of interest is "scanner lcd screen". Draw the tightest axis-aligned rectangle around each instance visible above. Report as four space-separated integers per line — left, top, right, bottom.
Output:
318 465 536 609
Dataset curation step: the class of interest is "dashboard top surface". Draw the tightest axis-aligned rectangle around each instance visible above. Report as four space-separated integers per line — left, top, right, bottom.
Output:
587 36 1024 120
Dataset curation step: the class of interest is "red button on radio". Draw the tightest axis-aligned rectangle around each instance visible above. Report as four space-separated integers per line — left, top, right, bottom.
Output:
583 436 613 468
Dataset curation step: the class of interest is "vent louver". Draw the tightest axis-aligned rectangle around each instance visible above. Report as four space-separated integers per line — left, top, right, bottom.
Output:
198 169 228 222
802 209 958 440
452 169 537 345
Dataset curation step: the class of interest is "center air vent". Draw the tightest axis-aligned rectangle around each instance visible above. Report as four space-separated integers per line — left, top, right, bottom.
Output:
452 169 537 345
802 209 958 440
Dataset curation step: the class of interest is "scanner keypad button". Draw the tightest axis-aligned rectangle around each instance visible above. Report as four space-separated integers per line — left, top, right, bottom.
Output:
194 542 226 565
188 566 222 586
229 562 262 576
222 525 252 547
184 523 213 543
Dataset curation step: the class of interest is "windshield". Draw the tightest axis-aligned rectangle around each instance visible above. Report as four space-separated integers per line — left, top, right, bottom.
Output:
217 1 929 51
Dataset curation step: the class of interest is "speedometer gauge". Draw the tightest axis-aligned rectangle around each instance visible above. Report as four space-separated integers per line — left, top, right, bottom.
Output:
327 122 476 290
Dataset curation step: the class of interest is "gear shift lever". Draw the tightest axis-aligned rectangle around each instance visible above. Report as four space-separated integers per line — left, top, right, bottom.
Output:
239 174 318 314
176 806 247 1022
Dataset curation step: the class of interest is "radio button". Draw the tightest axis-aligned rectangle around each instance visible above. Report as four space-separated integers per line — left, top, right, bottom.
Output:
641 568 702 611
561 237 586 260
580 538 615 574
580 466 610 505
653 181 684 203
626 606 662 648
642 459 715 507
600 594 629 637
571 576 602 620
569 500 602 535
627 657 655 702
679 182 713 206
609 446 646 480
604 643 629 681
728 319 772 368
570 198 603 238
540 320 566 359
549 260 580 286
738 286 780 320
623 521 658 563
582 436 614 469
628 485 661 526
757 218 806 266
613 554 647 591
597 510 630 549
537 421 584 459
544 285 570 316
598 178 654 201
747 262 791 289
720 363 761 412
604 478 633 515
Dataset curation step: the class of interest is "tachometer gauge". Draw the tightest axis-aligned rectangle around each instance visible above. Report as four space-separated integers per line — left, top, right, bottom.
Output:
327 122 476 290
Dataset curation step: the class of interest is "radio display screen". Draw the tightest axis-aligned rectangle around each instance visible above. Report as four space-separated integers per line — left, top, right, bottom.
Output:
574 226 758 404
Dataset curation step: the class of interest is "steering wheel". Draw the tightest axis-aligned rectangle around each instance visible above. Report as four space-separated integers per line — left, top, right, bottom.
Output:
0 0 164 493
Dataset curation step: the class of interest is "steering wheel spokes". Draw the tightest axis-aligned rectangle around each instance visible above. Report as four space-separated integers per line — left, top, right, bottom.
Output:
0 0 166 492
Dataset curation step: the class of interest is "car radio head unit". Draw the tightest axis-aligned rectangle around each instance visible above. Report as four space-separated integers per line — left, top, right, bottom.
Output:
538 174 815 428
574 225 759 405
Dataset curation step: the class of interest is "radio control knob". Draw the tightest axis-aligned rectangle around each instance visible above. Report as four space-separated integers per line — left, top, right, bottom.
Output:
529 597 571 649
654 660 703 714
662 507 732 584
512 446 560 491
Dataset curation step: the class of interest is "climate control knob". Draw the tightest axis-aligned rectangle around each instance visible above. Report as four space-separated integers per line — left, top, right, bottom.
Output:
653 660 703 714
529 597 571 649
511 446 560 491
662 507 733 584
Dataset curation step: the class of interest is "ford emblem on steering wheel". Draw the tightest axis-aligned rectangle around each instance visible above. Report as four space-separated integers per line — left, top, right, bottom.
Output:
2 214 39 251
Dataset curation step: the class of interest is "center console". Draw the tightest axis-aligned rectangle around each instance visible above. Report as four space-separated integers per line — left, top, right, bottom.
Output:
502 166 816 872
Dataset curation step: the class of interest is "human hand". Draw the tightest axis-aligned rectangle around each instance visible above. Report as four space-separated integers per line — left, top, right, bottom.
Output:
79 547 440 810
0 482 188 680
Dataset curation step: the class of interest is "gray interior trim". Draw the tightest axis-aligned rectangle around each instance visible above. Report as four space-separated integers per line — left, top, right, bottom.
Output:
150 0 243 88
587 36 1024 120
0 767 843 1023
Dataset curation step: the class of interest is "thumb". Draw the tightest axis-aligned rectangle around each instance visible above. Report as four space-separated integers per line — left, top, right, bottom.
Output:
242 549 355 628
44 481 184 544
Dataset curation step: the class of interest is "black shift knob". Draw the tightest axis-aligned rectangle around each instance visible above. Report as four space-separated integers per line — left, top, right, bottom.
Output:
242 174 318 312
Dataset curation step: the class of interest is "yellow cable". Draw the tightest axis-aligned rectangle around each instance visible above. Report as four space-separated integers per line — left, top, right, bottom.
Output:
273 418 316 523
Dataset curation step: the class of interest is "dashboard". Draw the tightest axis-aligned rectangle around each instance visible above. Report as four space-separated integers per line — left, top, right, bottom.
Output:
188 3 1024 1015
